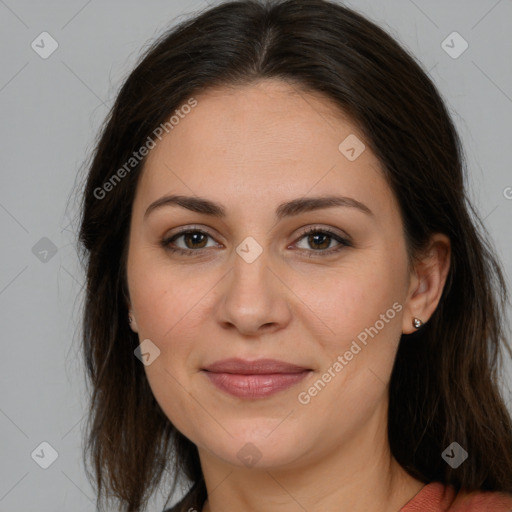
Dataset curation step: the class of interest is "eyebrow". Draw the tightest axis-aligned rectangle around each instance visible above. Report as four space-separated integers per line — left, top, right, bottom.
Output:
143 194 374 221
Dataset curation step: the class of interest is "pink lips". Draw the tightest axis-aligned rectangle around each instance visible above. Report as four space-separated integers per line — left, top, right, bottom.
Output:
202 358 311 399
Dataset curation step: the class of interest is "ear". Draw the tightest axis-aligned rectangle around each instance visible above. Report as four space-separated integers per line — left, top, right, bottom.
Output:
402 233 451 334
124 284 139 333
128 310 139 333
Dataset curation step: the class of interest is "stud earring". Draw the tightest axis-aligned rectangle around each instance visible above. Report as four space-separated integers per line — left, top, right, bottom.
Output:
128 314 133 324
412 317 423 329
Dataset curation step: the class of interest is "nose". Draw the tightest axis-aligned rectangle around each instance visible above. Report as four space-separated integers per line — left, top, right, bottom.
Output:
214 247 292 337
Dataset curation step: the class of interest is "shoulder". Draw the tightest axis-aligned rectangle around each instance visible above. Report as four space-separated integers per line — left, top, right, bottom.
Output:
162 506 192 512
163 505 196 512
163 497 202 512
162 501 186 512
451 488 512 511
400 482 512 512
163 483 206 512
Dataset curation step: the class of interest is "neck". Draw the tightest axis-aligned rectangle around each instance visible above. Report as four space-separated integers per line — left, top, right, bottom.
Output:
198 402 424 512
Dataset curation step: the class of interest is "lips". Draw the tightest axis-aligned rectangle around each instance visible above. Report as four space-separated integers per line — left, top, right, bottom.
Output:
203 358 310 374
201 358 312 399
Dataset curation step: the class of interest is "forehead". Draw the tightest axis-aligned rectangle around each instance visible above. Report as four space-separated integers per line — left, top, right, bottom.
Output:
158 79 359 162
135 79 396 220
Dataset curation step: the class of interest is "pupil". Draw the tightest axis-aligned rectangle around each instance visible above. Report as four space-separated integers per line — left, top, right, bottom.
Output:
186 232 206 248
310 233 329 249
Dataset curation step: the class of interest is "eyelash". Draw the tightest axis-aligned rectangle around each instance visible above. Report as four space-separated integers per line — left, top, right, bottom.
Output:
161 226 352 258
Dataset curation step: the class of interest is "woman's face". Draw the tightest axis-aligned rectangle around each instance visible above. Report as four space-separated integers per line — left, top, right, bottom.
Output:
126 79 419 470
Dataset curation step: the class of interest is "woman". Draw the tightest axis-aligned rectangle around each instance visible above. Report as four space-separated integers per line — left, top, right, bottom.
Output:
77 1 512 511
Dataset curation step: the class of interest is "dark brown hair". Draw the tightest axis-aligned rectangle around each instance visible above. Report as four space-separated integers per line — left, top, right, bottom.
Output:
76 0 512 511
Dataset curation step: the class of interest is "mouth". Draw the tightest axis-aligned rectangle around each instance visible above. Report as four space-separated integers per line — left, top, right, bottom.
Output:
201 358 312 399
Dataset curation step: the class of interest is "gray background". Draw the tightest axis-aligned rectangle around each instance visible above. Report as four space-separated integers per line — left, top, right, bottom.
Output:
1 0 511 511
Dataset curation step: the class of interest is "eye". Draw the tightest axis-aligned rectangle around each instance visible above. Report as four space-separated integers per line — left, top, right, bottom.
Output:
161 228 220 256
161 226 351 257
292 227 351 257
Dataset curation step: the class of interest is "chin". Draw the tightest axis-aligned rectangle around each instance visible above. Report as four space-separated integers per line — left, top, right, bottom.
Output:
194 420 309 470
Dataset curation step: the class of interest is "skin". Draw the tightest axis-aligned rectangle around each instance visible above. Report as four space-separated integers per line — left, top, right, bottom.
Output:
126 79 451 512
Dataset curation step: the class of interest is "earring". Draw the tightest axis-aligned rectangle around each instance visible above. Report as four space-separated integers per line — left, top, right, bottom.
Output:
412 317 423 329
128 314 132 324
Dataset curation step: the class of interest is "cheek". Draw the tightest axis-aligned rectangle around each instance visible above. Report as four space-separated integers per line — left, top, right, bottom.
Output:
292 257 406 348
291 266 404 424
129 265 207 434
128 249 208 338
128 258 216 386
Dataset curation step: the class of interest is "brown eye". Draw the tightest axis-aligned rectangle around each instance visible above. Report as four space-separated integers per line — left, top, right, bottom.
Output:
294 227 351 256
161 229 218 256
305 232 331 250
181 231 209 249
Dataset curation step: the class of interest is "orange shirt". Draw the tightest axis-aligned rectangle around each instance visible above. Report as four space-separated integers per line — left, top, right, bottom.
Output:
400 482 512 511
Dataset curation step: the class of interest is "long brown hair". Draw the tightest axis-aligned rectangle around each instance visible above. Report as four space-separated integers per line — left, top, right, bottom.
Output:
76 1 512 510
